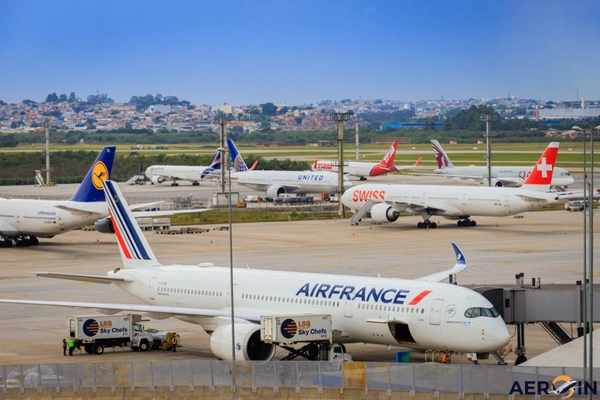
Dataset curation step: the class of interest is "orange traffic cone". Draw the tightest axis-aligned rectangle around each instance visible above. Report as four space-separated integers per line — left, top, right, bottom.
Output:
96 239 100 246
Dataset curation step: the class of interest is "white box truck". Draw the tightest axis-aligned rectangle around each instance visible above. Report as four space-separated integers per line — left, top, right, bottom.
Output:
261 314 332 344
67 314 177 354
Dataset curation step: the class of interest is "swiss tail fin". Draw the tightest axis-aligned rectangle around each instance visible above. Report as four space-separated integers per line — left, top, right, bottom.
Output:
102 180 159 269
521 142 559 192
200 151 221 179
227 138 250 172
430 140 454 169
69 146 116 202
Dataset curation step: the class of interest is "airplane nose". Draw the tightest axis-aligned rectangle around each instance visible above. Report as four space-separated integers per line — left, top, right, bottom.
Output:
494 320 511 348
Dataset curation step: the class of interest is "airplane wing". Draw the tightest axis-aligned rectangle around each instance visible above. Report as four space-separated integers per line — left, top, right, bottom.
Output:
393 157 422 172
0 298 260 322
54 205 106 215
132 209 209 218
414 242 467 282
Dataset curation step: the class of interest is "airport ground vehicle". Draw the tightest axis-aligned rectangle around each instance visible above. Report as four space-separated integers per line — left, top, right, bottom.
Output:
67 314 177 354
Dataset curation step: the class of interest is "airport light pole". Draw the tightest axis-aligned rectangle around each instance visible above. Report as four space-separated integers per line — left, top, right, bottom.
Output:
572 125 596 396
329 111 354 217
219 119 228 194
480 113 497 187
218 145 236 362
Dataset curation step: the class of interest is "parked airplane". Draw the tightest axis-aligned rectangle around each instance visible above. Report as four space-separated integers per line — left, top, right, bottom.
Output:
0 147 207 247
144 152 222 186
228 138 352 197
0 179 511 361
430 140 574 190
311 141 421 180
342 142 581 229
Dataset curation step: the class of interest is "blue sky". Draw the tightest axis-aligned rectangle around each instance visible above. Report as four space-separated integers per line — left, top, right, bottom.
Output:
1 0 599 106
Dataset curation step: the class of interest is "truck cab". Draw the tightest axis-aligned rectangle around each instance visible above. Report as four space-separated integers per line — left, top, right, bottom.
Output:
330 344 352 362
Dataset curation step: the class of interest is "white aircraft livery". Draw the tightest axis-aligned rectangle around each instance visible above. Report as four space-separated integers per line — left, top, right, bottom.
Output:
343 142 582 229
144 152 221 186
430 140 574 189
228 138 352 197
311 141 421 180
0 180 511 360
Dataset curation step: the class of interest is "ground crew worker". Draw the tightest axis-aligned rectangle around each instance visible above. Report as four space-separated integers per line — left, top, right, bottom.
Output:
62 338 67 356
172 334 178 352
68 338 75 356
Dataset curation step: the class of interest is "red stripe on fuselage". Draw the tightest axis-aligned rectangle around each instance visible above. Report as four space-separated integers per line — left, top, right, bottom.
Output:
408 290 432 305
109 209 133 259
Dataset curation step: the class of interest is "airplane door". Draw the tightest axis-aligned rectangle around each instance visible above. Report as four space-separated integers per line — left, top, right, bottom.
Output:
344 301 353 318
429 298 444 325
504 195 510 210
148 276 158 301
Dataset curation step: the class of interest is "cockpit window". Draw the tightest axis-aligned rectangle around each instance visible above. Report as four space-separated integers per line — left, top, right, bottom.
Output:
464 307 498 318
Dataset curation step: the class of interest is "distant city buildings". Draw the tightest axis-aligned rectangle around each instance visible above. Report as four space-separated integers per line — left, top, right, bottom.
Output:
0 96 598 134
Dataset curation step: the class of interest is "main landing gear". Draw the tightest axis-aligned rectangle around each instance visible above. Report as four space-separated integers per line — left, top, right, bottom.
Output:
1 236 39 247
417 220 437 229
457 219 476 227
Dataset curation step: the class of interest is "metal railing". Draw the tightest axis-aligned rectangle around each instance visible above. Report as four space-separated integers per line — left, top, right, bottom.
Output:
2 361 599 396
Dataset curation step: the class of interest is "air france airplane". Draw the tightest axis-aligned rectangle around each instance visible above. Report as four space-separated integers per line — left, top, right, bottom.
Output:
343 142 584 229
0 180 510 360
311 141 421 180
228 138 352 197
430 140 574 190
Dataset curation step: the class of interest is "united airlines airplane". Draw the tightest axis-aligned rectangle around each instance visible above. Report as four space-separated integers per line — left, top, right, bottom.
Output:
0 180 511 361
343 142 585 229
430 140 574 190
311 141 421 180
228 138 352 197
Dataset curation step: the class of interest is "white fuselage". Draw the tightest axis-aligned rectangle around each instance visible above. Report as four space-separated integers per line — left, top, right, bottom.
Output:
312 161 382 178
436 165 573 188
145 165 214 183
231 170 353 195
0 198 106 237
111 265 510 353
343 183 558 218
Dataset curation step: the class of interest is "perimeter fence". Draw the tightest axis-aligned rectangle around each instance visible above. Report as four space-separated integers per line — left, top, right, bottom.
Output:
1 361 598 397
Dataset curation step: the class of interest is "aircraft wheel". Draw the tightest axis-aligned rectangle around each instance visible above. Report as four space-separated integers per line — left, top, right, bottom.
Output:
417 222 424 229
457 220 463 227
30 236 39 245
431 222 437 228
470 220 477 227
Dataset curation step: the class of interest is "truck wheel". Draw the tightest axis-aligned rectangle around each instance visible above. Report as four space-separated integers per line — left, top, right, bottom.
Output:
139 340 149 352
94 344 104 354
84 344 93 354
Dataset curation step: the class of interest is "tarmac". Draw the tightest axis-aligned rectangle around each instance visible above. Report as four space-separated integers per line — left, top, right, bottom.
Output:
0 176 595 367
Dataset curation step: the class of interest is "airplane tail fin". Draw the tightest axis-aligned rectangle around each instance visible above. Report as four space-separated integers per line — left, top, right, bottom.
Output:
249 159 259 170
200 151 222 179
369 142 399 176
521 142 559 192
138 163 143 174
227 138 250 172
430 140 454 170
102 180 159 269
69 146 116 203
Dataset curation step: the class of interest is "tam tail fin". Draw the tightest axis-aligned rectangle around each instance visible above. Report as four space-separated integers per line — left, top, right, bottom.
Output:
369 142 398 176
430 140 454 169
69 146 116 203
227 138 250 172
103 180 159 269
521 142 559 192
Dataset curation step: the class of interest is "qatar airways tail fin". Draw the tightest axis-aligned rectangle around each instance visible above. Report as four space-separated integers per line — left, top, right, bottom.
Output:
69 146 116 202
521 142 559 192
103 180 159 269
227 138 250 172
430 140 454 170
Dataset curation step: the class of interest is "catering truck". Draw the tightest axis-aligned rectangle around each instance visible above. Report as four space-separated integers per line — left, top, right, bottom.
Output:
67 314 178 354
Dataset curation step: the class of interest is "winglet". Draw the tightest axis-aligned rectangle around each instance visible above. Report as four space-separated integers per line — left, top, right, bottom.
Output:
415 243 467 282
69 146 116 203
103 180 159 269
452 242 466 266
249 159 259 170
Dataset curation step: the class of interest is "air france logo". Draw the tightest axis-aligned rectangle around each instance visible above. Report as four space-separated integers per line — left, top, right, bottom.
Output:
92 161 109 190
83 319 100 337
350 189 386 203
296 282 419 305
280 319 298 339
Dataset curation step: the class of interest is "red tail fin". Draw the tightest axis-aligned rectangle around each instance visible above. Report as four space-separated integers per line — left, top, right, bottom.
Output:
522 142 559 191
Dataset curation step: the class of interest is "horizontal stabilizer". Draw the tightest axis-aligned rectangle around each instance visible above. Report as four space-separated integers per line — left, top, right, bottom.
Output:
32 272 133 284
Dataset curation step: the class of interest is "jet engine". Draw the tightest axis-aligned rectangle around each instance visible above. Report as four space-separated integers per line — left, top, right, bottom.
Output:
266 185 286 198
151 176 165 184
370 203 399 223
94 218 114 233
210 323 275 361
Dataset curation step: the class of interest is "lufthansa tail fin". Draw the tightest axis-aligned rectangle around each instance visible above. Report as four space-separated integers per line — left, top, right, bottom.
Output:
227 138 250 172
69 146 116 202
521 142 559 192
103 180 159 269
430 140 454 170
